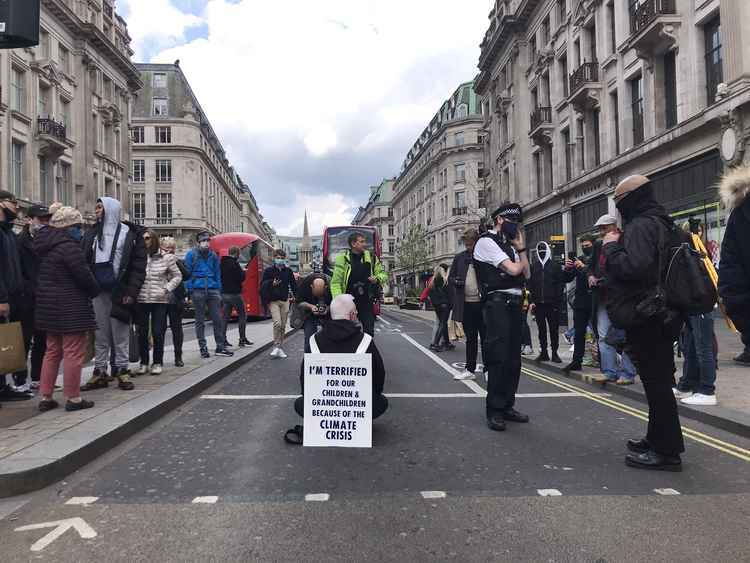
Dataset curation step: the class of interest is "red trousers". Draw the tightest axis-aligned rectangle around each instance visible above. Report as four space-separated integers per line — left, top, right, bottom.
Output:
40 332 87 399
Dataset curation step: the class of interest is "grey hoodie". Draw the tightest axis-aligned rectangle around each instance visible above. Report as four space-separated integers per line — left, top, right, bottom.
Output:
93 196 130 275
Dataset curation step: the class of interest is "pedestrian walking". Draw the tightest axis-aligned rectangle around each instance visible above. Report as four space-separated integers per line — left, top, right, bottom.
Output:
185 231 233 359
220 246 252 348
428 264 452 352
160 237 189 367
13 204 54 392
134 230 182 375
718 166 750 366
261 249 297 359
449 227 485 380
34 207 100 412
562 235 595 372
330 231 387 336
296 272 332 353
0 191 33 403
81 197 146 392
473 203 531 432
604 175 684 471
528 241 568 363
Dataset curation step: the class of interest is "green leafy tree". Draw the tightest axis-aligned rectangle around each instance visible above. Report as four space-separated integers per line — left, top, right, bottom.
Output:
396 224 430 289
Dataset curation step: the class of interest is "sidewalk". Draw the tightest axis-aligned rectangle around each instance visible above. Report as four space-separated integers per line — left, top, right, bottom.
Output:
0 320 292 498
386 306 750 438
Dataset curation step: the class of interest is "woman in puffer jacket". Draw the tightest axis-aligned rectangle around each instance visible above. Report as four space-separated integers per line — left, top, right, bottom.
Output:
135 230 182 375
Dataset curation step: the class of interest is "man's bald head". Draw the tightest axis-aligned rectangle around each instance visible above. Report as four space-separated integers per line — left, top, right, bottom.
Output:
311 277 327 297
330 294 358 321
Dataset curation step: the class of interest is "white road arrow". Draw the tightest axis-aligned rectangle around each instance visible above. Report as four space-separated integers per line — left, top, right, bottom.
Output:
15 517 97 552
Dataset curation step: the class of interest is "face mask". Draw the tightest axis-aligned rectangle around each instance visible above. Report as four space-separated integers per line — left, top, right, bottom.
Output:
582 246 593 256
30 222 44 235
67 225 83 242
2 207 17 222
198 240 210 249
501 221 519 240
274 259 286 267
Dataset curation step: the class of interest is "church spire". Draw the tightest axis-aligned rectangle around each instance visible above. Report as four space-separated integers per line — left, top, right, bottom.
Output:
300 209 313 274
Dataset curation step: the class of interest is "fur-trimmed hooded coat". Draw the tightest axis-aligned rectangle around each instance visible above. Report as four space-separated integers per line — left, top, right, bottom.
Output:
718 166 750 332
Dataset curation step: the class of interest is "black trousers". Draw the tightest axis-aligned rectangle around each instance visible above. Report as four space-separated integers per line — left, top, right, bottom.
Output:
535 302 559 353
432 304 451 347
571 307 592 365
136 303 168 365
463 301 485 372
626 320 685 457
166 303 184 360
483 294 522 417
356 301 375 336
12 301 46 385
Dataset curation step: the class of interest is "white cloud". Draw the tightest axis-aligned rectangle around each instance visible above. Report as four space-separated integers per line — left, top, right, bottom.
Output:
268 192 358 237
124 0 492 235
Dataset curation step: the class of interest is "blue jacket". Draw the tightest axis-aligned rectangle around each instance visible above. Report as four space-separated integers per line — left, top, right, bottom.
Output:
184 248 222 292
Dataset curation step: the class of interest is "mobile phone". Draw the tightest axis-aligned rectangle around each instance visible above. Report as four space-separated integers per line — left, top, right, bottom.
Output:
567 251 577 260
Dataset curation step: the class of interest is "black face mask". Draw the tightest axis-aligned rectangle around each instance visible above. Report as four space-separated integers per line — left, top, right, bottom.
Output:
501 220 519 240
582 246 593 256
2 207 17 222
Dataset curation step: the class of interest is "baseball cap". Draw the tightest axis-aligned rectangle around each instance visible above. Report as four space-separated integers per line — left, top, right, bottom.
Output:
594 214 617 227
28 204 53 218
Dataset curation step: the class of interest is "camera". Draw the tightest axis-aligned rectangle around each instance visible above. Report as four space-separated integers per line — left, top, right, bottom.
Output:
314 303 328 316
351 281 381 303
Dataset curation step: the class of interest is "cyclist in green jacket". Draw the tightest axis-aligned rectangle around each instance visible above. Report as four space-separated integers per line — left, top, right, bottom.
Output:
330 231 387 335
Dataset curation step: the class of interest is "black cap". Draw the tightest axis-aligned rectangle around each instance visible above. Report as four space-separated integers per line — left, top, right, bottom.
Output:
491 203 523 222
28 204 53 218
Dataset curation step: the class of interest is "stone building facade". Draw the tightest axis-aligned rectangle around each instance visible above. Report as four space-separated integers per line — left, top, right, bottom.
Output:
131 63 264 253
352 178 397 287
0 0 142 220
476 0 747 260
391 81 487 289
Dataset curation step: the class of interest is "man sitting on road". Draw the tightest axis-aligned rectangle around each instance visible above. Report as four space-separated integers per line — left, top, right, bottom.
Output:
285 294 388 444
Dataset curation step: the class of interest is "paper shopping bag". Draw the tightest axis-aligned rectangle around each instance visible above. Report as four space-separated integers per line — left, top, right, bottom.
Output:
0 321 26 374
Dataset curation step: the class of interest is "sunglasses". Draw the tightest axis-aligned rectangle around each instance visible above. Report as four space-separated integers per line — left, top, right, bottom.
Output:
144 236 152 240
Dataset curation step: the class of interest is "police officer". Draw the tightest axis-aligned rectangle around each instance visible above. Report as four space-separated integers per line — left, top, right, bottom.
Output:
473 203 531 431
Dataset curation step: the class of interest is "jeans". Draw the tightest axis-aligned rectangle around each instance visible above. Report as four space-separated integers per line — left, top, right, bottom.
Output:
191 289 224 352
269 300 290 346
678 312 716 395
303 316 322 353
463 301 485 373
597 307 636 380
222 293 247 344
135 303 168 365
40 332 87 399
534 303 559 353
166 303 184 360
93 292 130 371
483 294 522 417
432 305 451 347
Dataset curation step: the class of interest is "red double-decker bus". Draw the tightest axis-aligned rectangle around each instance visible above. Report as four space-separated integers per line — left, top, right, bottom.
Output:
210 232 273 319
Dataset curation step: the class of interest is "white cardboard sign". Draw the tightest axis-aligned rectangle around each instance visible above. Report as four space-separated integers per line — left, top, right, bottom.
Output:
303 353 372 448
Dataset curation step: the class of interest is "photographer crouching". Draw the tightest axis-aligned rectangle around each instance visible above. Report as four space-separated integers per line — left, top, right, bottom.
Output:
330 231 388 336
296 273 333 352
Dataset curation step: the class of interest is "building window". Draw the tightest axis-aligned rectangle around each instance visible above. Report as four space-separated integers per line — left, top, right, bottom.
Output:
455 131 464 146
153 73 167 88
155 126 171 144
39 28 50 59
541 16 550 46
11 142 24 196
103 76 113 101
607 1 616 55
529 35 537 61
152 98 168 116
534 152 542 197
11 68 26 113
664 50 678 128
38 84 50 117
559 55 569 98
156 193 173 224
59 162 72 205
39 158 52 203
593 109 601 166
132 192 145 222
704 17 722 106
454 163 466 183
456 104 468 118
132 159 145 183
59 98 71 134
388 224 394 236
155 160 172 183
577 116 585 172
388 241 395 254
132 126 144 143
558 0 566 26
630 75 644 145
454 191 466 210
611 90 621 156
562 128 572 181
58 45 70 74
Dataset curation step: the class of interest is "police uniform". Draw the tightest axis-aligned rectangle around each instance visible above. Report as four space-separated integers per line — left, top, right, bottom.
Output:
473 204 527 428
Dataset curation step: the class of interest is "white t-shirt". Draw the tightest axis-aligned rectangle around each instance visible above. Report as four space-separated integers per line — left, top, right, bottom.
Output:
473 231 523 296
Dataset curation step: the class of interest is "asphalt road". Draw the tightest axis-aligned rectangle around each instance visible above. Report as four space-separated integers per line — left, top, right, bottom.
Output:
1 310 749 562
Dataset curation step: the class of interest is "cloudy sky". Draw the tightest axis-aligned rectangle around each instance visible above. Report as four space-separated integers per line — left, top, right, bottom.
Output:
119 0 492 236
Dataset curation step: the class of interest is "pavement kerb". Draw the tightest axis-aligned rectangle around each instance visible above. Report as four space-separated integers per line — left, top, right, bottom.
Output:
385 306 750 440
0 329 296 499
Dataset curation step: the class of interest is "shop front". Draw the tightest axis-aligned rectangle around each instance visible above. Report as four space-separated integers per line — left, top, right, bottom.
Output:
571 195 609 252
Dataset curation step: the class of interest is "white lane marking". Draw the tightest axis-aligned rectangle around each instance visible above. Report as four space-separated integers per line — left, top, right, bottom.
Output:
200 392 611 400
15 517 97 552
654 488 681 496
65 497 99 506
400 333 486 395
192 496 218 504
378 316 392 326
305 493 330 502
537 489 563 496
420 491 447 499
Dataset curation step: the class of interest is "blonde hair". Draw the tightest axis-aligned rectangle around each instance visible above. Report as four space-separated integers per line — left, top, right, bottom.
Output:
161 236 176 249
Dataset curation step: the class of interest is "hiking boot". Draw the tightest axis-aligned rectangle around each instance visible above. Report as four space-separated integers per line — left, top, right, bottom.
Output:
116 369 134 391
65 398 95 411
38 399 59 412
80 369 109 391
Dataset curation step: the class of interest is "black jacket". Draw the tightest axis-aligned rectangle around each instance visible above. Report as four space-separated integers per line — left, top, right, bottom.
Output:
429 276 452 308
718 169 750 332
448 250 472 322
565 255 593 310
260 265 297 304
298 319 385 396
0 218 24 304
83 221 147 323
17 228 40 299
220 256 245 295
528 257 567 305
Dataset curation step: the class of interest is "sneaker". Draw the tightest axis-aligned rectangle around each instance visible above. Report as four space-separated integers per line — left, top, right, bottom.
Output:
65 398 95 411
681 393 717 406
150 364 163 375
568 344 575 353
672 388 693 400
563 333 573 345
239 338 253 347
116 369 134 391
277 348 288 359
175 357 184 367
454 370 476 381
200 349 210 359
214 348 234 357
734 351 750 365
80 369 109 391
270 347 280 358
135 364 148 376
13 382 31 393
521 346 533 356
616 377 635 386
224 341 234 348
30 381 40 390
38 399 59 412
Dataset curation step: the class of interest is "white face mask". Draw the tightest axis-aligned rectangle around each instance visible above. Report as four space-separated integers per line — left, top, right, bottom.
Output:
199 241 210 249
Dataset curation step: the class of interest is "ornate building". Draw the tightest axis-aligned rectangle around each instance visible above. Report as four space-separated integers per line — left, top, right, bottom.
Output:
352 178 397 293
0 0 142 219
476 0 749 258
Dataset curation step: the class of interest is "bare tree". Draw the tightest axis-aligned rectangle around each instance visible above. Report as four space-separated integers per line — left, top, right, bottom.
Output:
396 224 430 290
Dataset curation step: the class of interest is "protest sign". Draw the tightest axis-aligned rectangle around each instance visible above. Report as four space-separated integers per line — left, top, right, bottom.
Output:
303 352 372 448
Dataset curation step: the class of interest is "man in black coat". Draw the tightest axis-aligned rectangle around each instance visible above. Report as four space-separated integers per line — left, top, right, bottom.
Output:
528 241 567 363
296 273 333 353
562 235 595 372
718 166 750 365
220 246 252 348
604 175 684 471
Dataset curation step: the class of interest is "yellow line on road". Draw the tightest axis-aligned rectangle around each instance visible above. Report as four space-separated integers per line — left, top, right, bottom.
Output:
521 366 750 463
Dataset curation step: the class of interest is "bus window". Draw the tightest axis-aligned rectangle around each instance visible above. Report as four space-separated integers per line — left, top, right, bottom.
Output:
238 241 257 268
